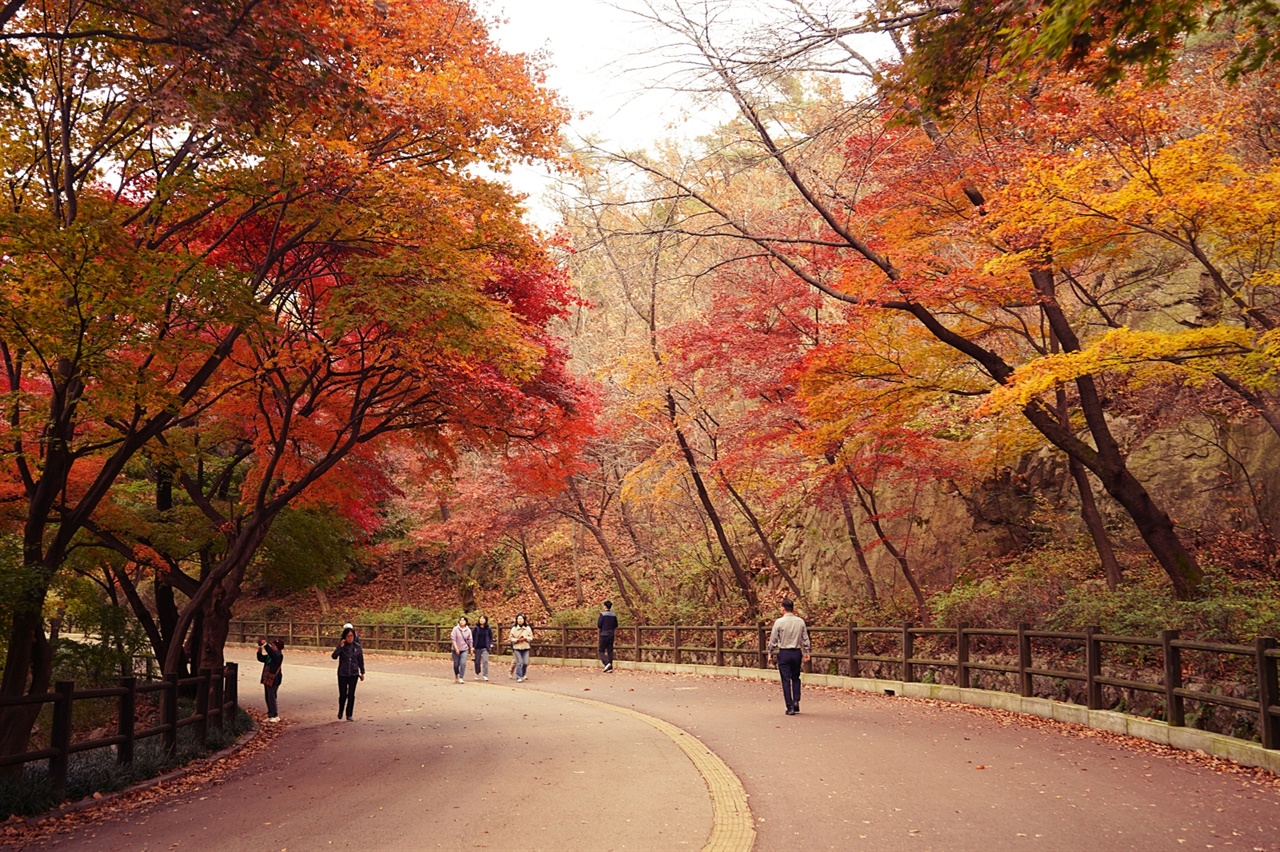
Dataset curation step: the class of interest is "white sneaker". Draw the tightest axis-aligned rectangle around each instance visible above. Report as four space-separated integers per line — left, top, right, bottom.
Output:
482 676 489 681
456 677 464 683
517 677 524 682
266 716 279 723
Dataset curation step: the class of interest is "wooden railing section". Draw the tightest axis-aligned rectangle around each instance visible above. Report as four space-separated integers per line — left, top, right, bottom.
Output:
233 619 1280 750
0 664 240 795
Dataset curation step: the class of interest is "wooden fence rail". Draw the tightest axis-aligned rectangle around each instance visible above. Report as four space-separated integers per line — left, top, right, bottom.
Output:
0 664 240 796
234 619 1280 750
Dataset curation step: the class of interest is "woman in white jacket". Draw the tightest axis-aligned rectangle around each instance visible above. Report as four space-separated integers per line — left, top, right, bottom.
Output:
508 613 533 682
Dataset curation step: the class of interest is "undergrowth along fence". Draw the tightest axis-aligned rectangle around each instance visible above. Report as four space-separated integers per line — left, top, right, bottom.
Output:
0 664 241 796
234 619 1280 750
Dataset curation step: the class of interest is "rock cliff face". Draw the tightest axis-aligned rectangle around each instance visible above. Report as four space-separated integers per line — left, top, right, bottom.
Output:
780 417 1280 599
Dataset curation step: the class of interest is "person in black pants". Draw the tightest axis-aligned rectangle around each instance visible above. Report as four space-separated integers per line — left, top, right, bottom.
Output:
332 626 365 720
767 599 811 715
257 637 284 722
597 600 618 672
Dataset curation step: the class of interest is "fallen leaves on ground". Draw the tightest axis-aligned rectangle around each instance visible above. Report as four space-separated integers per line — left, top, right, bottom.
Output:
1 715 285 847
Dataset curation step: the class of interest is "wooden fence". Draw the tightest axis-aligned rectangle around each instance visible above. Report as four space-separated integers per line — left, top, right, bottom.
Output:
0 664 240 795
234 619 1280 750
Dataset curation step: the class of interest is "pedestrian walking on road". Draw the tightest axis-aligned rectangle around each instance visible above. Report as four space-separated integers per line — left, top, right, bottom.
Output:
597 600 618 672
509 613 533 682
767 598 810 715
333 626 365 720
257 637 284 722
472 615 493 681
451 616 474 684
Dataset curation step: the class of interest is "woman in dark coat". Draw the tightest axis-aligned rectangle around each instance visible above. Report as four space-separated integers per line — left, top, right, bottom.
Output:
257 637 284 722
332 626 365 721
471 615 493 681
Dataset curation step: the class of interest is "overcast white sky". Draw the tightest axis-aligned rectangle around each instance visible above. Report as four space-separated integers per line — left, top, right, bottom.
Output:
479 0 884 225
481 0 713 224
487 0 673 146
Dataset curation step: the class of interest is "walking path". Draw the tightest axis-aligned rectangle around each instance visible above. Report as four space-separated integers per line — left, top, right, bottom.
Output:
20 649 1280 851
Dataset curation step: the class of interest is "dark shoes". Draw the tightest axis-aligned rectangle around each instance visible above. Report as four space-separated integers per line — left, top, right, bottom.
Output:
603 663 613 672
785 704 801 715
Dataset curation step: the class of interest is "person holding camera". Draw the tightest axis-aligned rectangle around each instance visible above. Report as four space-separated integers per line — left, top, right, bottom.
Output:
257 637 285 722
332 626 365 721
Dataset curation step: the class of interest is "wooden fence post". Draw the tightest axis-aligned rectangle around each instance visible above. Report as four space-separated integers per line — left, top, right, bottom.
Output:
50 681 74 796
195 668 211 744
757 622 767 669
634 624 641 664
211 667 225 734
1085 626 1102 710
715 624 724 668
117 676 137 766
957 624 970 689
1162 630 1184 727
163 672 180 757
560 625 568 659
1257 637 1279 750
225 662 239 721
848 624 859 679
1017 623 1033 697
673 626 682 665
902 623 915 683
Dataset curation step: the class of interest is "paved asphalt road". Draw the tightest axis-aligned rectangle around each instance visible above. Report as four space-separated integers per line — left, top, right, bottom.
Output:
21 648 1280 851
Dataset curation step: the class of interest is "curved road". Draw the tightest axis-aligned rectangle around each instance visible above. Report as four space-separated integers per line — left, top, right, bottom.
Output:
23 649 1280 851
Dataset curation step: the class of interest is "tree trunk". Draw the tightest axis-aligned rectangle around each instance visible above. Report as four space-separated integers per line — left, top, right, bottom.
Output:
851 478 926 620
571 524 584 607
315 586 331 615
1052 342 1123 590
1027 267 1202 598
618 497 652 570
827 459 879 604
667 393 759 615
1067 457 1124 590
577 516 639 613
0 610 52 769
718 472 803 599
566 479 649 605
516 533 555 617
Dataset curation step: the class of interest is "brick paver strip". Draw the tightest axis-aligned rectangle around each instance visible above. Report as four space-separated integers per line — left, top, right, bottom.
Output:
534 688 756 852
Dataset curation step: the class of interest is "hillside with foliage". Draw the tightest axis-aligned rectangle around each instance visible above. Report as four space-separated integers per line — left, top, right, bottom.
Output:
243 0 1280 640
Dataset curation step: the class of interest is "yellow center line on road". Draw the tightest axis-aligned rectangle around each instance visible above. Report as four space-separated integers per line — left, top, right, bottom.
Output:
522 687 756 852
243 654 755 850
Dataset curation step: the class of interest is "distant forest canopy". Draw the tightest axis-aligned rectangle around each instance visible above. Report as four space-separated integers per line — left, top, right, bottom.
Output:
273 0 1280 640
3 2 1280 751
532 0 1280 629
